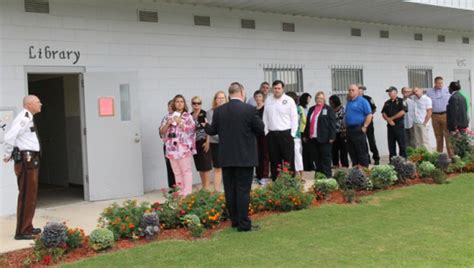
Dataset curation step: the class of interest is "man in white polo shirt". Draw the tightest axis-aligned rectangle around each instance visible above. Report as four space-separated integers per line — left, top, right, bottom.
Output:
262 80 298 180
412 87 433 149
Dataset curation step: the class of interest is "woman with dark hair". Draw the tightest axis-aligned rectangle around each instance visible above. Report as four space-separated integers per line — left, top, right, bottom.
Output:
329 94 349 168
160 100 176 188
304 91 336 178
159 95 196 196
254 90 269 185
299 92 313 171
447 81 469 133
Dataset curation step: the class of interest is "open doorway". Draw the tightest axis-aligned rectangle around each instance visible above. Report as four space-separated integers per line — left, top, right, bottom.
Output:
27 73 85 208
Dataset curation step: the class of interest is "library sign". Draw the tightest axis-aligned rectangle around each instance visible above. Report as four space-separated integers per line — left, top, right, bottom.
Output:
28 45 81 65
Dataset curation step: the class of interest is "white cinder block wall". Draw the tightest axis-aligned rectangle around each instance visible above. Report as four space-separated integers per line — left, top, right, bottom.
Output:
0 0 472 215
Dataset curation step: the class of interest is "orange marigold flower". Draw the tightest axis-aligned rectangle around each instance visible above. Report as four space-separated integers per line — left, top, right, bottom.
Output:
129 223 135 229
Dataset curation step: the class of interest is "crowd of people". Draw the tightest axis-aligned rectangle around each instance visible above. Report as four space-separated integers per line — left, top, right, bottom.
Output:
160 76 469 195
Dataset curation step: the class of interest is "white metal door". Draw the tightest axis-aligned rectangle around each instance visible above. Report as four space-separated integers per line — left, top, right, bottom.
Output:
83 72 144 201
454 69 472 126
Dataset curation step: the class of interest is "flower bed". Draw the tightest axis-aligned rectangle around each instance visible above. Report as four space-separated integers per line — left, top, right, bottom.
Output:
2 146 474 266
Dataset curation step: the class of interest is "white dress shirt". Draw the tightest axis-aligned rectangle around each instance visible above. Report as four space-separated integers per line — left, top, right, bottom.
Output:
3 109 39 159
412 95 432 124
263 94 298 137
404 98 415 129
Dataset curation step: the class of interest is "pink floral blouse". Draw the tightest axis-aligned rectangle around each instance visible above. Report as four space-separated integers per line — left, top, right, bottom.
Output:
161 112 196 160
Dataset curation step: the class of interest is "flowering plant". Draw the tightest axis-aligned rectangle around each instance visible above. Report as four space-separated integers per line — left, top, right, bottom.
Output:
179 190 226 228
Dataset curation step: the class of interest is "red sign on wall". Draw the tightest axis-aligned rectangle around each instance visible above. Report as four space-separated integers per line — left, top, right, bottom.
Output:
98 97 115 117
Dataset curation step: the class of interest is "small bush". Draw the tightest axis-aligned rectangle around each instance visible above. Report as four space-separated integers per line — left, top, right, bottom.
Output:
451 132 474 158
340 168 370 191
314 172 327 181
98 200 150 240
152 187 182 230
435 153 450 172
370 165 398 189
313 179 339 199
66 227 85 249
447 156 466 173
249 187 271 214
41 222 68 249
431 169 448 184
138 212 160 240
391 156 416 181
181 214 204 238
407 147 439 165
333 168 350 187
89 228 114 252
179 190 226 228
418 161 436 178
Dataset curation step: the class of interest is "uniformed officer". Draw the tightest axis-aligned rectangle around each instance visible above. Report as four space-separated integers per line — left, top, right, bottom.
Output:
359 85 380 165
3 95 42 240
382 86 408 160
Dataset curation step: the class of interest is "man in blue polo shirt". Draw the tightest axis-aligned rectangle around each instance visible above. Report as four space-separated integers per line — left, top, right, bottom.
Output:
345 84 373 167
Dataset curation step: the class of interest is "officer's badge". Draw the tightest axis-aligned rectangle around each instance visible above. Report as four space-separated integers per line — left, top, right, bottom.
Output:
283 100 288 104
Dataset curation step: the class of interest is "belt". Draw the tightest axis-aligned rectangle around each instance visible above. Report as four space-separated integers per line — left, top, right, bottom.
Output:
269 129 290 133
20 151 40 157
346 125 362 130
432 112 446 115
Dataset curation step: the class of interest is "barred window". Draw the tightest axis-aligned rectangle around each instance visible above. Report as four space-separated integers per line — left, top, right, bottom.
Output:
407 67 433 89
331 66 364 104
263 66 303 93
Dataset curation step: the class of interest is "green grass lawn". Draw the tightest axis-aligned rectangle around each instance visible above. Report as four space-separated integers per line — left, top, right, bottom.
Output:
66 174 474 268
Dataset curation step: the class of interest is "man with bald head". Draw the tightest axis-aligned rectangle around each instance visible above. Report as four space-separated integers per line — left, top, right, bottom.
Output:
3 95 42 240
345 84 372 167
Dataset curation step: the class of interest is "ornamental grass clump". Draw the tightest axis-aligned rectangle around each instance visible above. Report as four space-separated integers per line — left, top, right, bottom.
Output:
89 228 114 252
369 165 398 189
340 168 370 191
430 169 448 184
41 222 68 248
181 214 204 238
435 153 450 172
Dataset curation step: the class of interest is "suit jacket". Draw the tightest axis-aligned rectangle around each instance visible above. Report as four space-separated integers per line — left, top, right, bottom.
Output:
447 91 469 131
303 104 336 143
205 99 264 167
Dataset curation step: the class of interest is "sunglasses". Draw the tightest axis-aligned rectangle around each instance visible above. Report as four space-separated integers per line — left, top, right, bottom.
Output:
192 102 201 105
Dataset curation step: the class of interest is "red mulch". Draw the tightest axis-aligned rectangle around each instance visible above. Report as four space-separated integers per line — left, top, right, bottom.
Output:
0 174 460 267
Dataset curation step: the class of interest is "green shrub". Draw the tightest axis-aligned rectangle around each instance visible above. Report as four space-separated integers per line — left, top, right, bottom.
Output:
152 187 181 230
333 168 350 187
418 161 436 178
249 187 271 214
370 165 398 189
66 227 85 249
447 156 466 173
314 172 327 181
313 179 339 199
179 190 226 228
181 214 204 238
435 153 450 172
431 169 448 184
451 132 474 158
407 147 439 165
89 228 114 252
98 200 150 240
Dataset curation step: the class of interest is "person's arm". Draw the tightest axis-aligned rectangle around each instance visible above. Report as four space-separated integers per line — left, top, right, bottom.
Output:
328 107 336 143
251 107 265 136
389 110 405 121
159 116 172 135
3 116 26 162
424 109 432 126
361 114 373 133
204 109 218 136
262 102 269 135
290 99 298 138
447 96 458 132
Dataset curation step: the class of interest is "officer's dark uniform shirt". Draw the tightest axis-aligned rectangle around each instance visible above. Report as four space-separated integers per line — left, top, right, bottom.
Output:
362 95 377 114
381 97 408 127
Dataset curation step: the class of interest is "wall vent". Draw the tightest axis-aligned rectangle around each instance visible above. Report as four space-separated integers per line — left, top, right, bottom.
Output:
138 10 158 23
194 15 211 26
414 33 423 41
380 30 389 38
241 19 256 29
25 0 49 14
351 28 362 37
282 22 295 32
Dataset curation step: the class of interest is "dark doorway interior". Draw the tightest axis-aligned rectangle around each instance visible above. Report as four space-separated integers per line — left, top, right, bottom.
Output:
27 73 84 208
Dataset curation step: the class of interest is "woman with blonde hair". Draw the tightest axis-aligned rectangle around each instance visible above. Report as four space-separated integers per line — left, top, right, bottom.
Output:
207 90 228 191
159 95 196 196
303 91 336 178
191 96 213 190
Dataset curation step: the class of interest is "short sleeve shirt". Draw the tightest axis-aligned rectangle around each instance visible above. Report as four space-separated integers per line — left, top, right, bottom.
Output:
412 95 432 124
345 96 372 127
382 97 407 127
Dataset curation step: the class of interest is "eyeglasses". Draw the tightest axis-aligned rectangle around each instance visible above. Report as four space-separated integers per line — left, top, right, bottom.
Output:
192 102 201 105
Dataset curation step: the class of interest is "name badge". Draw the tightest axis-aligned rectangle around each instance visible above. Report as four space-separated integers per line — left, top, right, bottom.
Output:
322 109 327 116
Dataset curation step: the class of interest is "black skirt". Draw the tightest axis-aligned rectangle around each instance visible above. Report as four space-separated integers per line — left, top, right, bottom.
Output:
193 139 212 171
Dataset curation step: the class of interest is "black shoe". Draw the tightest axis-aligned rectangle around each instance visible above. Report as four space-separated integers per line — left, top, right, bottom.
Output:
32 228 41 235
14 234 34 240
237 225 260 232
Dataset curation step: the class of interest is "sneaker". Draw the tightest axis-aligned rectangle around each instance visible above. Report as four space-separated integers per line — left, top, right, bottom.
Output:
257 179 266 186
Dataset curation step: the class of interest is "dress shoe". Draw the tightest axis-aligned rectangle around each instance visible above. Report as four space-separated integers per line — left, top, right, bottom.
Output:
32 228 41 235
14 234 34 240
237 225 260 232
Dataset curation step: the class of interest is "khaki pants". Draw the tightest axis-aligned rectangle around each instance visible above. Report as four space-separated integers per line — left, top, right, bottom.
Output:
413 123 430 149
405 127 415 148
431 113 453 157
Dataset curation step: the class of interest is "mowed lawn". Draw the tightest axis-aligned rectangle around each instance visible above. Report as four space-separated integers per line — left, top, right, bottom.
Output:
66 174 474 268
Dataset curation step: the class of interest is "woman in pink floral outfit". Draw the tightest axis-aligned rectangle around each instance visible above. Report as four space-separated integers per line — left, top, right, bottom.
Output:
159 94 196 196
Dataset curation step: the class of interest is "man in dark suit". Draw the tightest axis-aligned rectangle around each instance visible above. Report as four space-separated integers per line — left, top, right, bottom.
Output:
447 81 469 133
204 82 264 232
